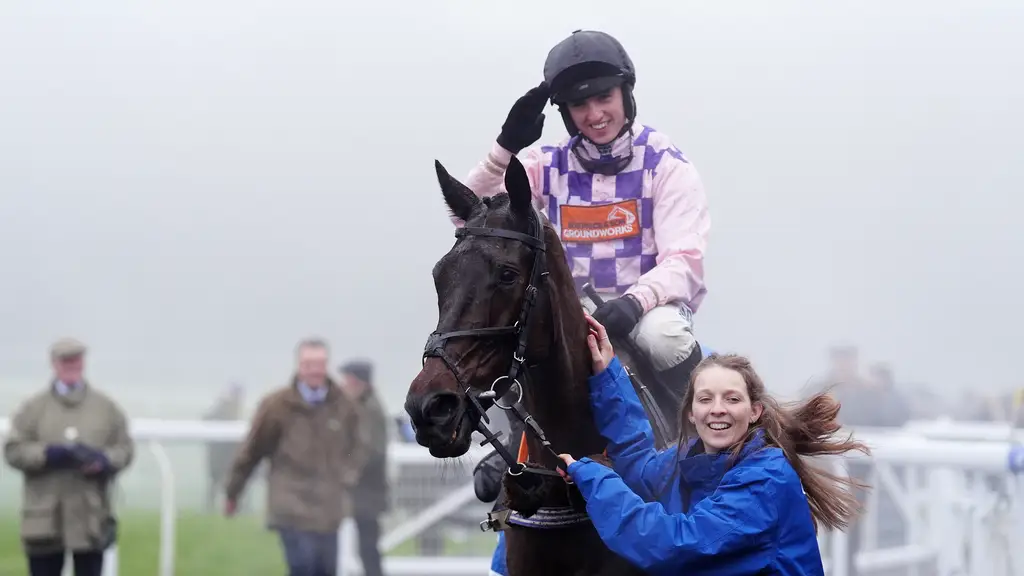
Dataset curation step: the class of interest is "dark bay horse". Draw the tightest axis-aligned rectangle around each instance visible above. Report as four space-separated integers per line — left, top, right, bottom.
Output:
405 156 655 575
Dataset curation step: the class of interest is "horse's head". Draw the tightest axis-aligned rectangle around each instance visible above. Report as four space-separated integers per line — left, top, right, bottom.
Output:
406 156 585 458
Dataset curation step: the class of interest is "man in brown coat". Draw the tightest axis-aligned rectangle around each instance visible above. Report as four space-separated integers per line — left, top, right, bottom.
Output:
339 359 389 576
224 337 369 576
3 338 135 576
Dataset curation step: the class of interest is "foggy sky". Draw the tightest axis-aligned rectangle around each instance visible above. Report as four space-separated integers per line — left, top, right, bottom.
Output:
1 0 1021 418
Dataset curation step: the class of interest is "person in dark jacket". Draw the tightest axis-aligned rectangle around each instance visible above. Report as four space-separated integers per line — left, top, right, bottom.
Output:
557 316 869 575
339 359 388 576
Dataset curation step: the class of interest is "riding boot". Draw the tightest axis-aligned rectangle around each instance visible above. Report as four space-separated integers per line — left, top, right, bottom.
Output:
652 341 705 419
663 340 703 386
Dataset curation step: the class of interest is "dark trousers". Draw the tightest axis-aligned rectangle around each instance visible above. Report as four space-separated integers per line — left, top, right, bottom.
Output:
277 527 338 576
355 514 383 576
28 550 103 576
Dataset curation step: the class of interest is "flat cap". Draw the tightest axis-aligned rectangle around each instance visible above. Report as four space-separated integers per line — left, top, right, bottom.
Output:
50 337 87 359
338 359 373 384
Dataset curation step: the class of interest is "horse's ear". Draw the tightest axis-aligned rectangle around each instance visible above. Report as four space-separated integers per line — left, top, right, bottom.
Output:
504 155 534 217
435 159 479 222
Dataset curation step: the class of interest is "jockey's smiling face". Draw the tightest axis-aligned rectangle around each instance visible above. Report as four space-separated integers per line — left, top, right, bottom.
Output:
688 365 764 454
566 87 626 145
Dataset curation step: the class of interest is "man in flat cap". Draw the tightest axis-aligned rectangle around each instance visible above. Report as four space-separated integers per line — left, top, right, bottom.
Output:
3 338 135 576
339 359 389 576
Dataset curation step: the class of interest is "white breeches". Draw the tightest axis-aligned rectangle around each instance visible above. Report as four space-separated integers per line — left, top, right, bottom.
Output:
580 295 698 372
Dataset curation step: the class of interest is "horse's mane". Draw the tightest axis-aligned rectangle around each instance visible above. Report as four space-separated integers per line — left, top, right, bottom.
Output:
538 218 593 414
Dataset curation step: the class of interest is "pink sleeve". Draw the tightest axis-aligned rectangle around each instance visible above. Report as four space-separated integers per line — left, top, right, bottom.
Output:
449 142 547 227
624 155 710 314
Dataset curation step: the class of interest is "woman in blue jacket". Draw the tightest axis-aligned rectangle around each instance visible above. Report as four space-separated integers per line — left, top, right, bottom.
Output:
558 316 869 575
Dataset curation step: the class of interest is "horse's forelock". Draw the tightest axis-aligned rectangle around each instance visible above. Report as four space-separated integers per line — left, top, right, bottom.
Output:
481 194 504 208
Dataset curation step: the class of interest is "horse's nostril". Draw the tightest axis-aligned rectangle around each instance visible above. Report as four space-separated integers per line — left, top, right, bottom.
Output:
424 392 460 425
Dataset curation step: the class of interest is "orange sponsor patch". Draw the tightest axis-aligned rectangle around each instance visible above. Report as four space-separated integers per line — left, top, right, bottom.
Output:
559 199 641 243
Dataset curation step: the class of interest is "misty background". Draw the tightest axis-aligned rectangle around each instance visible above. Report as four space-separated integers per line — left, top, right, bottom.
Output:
1 0 1021 423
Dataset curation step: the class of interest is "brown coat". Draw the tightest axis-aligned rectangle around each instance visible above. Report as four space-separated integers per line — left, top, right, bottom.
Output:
3 382 134 554
224 377 369 533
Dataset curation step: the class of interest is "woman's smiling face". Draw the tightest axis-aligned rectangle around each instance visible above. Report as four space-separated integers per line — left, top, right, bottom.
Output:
688 365 763 453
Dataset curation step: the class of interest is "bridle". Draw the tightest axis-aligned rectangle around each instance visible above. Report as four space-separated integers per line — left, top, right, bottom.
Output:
421 205 566 480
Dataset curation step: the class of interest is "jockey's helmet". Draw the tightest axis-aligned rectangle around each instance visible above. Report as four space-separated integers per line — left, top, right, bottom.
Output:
543 30 637 136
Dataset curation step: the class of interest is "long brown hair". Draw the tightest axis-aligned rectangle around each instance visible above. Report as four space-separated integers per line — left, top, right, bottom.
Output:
676 353 870 532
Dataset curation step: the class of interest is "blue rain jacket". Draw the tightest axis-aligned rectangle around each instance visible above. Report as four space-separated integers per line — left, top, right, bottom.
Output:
489 531 507 575
567 356 825 575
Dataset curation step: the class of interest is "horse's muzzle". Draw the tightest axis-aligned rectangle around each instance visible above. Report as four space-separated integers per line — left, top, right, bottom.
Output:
405 388 476 457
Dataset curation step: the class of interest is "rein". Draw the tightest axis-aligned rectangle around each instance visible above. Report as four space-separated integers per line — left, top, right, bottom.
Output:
421 207 566 480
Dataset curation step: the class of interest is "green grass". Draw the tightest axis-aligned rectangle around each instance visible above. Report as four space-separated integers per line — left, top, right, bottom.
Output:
0 428 497 574
0 510 496 576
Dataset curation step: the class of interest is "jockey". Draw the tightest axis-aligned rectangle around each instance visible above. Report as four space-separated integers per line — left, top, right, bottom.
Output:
466 30 709 571
464 28 709 395
554 315 866 574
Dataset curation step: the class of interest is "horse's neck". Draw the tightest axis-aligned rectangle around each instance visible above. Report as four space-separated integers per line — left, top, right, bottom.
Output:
523 351 606 466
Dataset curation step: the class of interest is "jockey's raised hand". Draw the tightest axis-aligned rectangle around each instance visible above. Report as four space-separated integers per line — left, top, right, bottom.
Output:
496 81 549 154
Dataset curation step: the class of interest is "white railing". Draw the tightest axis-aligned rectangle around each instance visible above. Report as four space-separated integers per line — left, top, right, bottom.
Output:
823 423 1024 576
902 418 1024 443
0 417 492 576
2 418 1022 576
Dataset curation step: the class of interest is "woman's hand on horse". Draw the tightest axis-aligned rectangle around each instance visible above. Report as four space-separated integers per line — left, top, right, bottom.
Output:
585 314 615 374
556 453 576 482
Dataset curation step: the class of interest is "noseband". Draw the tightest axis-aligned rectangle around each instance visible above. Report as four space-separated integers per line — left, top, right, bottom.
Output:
421 206 566 478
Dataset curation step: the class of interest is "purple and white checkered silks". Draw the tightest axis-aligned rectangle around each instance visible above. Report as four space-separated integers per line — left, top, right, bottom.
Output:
539 125 689 295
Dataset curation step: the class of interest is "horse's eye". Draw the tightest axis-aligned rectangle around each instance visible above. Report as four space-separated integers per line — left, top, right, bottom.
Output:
498 267 519 285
